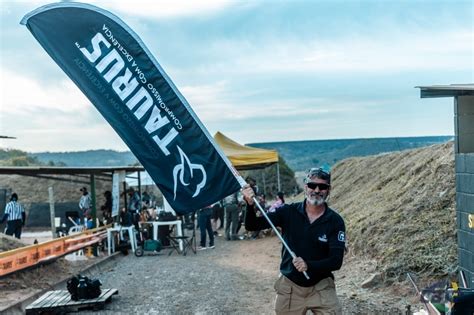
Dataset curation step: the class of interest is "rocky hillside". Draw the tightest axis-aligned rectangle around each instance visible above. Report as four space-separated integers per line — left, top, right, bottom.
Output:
330 141 456 281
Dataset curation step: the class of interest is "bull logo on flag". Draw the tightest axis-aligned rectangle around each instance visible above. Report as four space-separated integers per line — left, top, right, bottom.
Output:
173 146 207 199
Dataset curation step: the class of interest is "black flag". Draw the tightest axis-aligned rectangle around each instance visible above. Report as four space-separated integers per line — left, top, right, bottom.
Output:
22 3 244 213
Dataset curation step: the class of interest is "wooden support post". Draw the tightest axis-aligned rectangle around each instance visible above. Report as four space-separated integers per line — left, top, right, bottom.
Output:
122 181 128 210
138 171 142 207
48 187 55 239
90 174 97 229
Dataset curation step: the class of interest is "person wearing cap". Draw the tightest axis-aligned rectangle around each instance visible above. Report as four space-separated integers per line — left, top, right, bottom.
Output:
1 193 26 239
242 167 346 314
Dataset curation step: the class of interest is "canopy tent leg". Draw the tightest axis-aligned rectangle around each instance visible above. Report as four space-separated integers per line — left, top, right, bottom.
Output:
138 171 142 205
277 161 281 192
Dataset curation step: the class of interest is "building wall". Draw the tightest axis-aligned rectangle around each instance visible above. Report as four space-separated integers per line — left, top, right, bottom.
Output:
455 95 474 288
456 153 474 287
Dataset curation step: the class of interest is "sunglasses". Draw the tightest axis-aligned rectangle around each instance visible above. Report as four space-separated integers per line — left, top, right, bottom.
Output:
306 182 330 190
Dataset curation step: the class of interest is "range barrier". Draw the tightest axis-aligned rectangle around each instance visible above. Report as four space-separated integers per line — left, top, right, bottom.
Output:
0 225 109 277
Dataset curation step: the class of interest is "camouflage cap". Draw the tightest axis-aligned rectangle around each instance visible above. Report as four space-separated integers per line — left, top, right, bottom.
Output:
305 167 331 184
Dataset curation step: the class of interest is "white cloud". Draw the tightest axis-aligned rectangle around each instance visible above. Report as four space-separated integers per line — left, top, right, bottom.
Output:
0 68 127 151
193 28 473 76
87 0 238 19
1 68 90 116
180 81 368 123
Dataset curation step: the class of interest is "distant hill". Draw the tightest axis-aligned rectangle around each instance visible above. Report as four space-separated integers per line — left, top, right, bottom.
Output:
24 136 453 171
30 149 138 167
248 136 453 172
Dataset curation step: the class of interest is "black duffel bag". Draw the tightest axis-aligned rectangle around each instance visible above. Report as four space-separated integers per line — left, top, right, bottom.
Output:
67 274 102 300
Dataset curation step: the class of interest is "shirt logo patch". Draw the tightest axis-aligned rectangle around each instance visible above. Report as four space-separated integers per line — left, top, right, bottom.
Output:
338 231 346 242
318 234 328 242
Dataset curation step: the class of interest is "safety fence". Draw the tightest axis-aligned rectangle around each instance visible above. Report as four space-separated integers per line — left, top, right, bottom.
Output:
0 225 109 277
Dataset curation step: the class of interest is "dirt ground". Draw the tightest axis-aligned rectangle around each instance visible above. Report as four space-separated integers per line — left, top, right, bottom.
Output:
1 233 424 314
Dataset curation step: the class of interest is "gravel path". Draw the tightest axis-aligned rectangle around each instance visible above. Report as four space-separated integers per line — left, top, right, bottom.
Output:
76 236 407 314
80 236 276 314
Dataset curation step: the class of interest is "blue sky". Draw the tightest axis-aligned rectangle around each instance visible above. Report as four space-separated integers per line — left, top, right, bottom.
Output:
1 0 473 152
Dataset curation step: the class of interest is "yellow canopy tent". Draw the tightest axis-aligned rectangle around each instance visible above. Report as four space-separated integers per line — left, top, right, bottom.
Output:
214 131 281 190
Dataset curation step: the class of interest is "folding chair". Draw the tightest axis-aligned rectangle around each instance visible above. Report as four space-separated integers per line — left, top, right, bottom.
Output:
167 212 196 256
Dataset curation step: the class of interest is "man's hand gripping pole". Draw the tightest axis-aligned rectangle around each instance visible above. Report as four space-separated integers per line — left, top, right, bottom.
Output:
237 174 310 280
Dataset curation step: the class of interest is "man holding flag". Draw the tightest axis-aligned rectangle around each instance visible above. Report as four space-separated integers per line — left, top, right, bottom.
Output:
243 167 346 315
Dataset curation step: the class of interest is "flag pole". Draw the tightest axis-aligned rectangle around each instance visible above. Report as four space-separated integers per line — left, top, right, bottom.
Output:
234 175 310 280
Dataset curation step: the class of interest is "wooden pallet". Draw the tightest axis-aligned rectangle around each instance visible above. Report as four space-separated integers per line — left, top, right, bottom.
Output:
25 288 118 314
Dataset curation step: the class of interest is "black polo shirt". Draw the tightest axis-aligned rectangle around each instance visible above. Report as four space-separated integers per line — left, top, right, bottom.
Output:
245 200 346 287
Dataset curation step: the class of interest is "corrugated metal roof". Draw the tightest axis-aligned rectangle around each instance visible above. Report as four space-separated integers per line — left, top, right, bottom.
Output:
416 84 474 98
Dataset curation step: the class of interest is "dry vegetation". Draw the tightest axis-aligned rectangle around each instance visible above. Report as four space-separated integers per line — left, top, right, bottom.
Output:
330 141 456 282
0 233 28 251
0 175 110 207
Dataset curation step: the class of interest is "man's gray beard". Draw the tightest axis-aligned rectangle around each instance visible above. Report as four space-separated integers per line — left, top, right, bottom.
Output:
307 194 326 206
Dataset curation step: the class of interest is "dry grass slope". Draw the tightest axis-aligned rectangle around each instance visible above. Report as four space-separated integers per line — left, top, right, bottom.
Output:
330 141 456 281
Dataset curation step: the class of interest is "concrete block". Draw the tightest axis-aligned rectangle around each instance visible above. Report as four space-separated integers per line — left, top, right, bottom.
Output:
457 210 474 231
465 153 474 174
457 192 474 214
458 229 474 252
458 132 474 154
457 174 474 194
458 248 474 273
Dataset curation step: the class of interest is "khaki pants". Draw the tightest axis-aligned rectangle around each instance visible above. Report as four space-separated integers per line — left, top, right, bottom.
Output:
274 276 342 315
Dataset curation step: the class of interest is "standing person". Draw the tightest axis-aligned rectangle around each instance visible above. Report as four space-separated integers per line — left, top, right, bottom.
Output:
197 205 214 250
100 190 112 225
127 187 141 228
211 202 223 236
224 193 239 241
1 193 26 239
242 167 346 315
250 193 266 240
127 188 141 213
141 191 151 208
119 207 133 227
79 187 92 222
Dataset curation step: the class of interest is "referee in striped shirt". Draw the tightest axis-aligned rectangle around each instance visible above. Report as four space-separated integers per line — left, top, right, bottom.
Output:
1 193 26 239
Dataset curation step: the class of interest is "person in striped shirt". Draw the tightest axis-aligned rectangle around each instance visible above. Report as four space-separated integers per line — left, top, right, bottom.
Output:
1 193 26 239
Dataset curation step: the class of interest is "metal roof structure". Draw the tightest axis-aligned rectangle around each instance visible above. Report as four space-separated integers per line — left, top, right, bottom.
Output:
0 166 144 175
0 166 145 184
417 84 474 98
